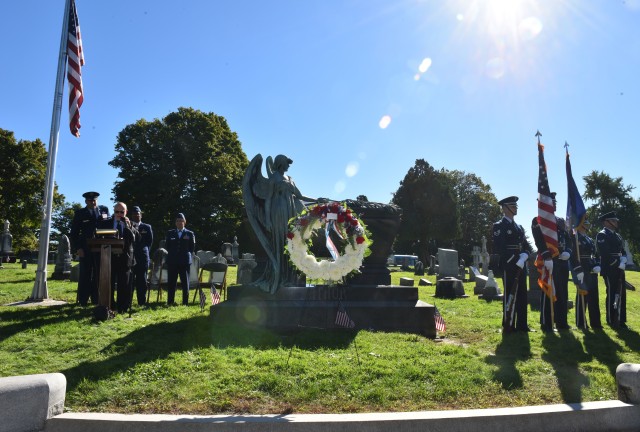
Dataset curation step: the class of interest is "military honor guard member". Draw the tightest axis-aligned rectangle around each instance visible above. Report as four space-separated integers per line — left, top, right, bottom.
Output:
492 196 533 333
130 206 153 306
596 211 629 329
532 192 573 332
569 220 602 329
97 202 139 313
69 191 110 306
165 213 196 305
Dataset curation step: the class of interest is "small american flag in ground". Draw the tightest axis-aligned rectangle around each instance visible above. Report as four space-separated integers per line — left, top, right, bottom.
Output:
67 0 84 137
211 287 221 305
434 306 446 332
198 288 206 311
335 302 355 328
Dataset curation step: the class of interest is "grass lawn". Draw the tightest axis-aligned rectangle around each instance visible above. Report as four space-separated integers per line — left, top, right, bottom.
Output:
1 262 640 415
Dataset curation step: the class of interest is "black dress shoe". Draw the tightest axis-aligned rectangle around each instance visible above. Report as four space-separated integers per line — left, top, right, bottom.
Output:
620 323 629 329
556 325 572 331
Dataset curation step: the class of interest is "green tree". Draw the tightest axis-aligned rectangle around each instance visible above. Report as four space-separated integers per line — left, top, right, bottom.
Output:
0 128 65 252
582 170 640 255
441 170 501 261
52 201 82 239
391 159 458 260
109 107 249 251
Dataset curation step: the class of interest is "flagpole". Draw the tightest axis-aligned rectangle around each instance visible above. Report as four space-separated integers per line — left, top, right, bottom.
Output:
31 0 72 300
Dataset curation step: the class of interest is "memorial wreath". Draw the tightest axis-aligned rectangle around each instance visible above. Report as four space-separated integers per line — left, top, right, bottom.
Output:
286 202 371 281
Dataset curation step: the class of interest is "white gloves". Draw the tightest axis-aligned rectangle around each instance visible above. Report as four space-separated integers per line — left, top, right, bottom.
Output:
544 259 553 272
576 272 584 284
619 262 626 270
620 256 628 265
515 252 528 269
591 266 601 274
559 251 570 261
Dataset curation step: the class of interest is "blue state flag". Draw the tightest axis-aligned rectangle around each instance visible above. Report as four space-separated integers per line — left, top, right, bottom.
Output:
566 150 586 232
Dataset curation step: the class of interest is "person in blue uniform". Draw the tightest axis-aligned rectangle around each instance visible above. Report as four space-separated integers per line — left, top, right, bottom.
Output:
130 206 153 306
97 202 139 313
569 220 602 330
492 196 533 333
532 192 573 332
165 213 196 305
596 211 628 329
69 191 110 306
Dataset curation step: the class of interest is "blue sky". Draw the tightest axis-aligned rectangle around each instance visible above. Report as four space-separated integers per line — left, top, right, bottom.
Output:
2 0 639 233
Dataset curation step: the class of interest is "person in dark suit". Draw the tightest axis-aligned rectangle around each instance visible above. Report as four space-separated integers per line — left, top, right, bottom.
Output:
596 211 628 329
130 206 153 306
69 191 110 306
166 212 195 305
569 220 602 329
531 192 573 332
97 202 139 313
492 196 533 333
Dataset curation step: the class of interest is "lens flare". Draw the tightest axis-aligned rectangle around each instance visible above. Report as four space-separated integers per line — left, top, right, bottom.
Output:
419 58 432 73
379 115 392 129
345 162 359 177
334 180 346 194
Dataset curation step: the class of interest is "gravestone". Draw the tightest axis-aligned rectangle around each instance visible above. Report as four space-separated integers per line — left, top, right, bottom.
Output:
479 270 502 300
458 259 466 281
221 242 234 264
414 260 425 276
624 240 635 268
237 253 257 285
196 250 216 267
51 235 72 280
472 267 487 295
480 236 490 276
435 277 466 298
1 220 13 261
428 255 436 275
70 263 80 282
471 246 481 268
189 254 201 284
232 236 240 264
468 265 477 282
149 248 168 288
437 248 459 278
399 277 414 286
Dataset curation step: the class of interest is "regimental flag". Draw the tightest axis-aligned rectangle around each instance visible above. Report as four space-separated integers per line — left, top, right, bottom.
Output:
335 302 355 328
198 287 206 311
67 0 84 137
537 141 559 257
565 149 587 232
535 254 556 301
211 286 221 305
434 306 446 332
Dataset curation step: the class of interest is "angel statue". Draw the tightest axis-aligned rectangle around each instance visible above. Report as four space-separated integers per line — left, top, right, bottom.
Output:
243 154 318 293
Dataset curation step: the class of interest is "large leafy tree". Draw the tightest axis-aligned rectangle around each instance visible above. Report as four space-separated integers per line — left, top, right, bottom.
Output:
109 107 249 251
391 159 458 261
0 128 65 251
582 170 640 255
441 170 501 261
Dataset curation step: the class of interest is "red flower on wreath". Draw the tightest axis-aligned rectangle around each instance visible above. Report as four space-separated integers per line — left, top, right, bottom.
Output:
356 236 365 244
287 232 294 240
337 214 345 223
351 219 358 227
300 218 309 226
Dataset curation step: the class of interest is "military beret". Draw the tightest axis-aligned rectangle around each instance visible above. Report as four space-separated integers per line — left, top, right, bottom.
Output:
131 206 142 213
599 211 618 222
498 196 518 205
82 191 100 199
176 212 186 220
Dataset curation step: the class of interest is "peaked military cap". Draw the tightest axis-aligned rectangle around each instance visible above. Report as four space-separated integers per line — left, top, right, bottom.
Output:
498 196 518 205
131 206 142 213
176 212 186 220
599 211 618 222
82 191 100 199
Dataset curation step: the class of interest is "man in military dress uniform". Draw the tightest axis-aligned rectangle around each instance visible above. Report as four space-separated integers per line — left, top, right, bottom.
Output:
532 193 573 331
69 191 110 306
166 213 196 305
130 206 153 306
492 196 533 333
570 220 602 329
596 211 628 328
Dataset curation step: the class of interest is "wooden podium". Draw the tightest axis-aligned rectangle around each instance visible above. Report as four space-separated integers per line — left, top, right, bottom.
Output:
88 236 124 311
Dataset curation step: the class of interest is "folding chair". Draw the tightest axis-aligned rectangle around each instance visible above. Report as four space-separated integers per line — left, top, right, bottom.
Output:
193 261 228 304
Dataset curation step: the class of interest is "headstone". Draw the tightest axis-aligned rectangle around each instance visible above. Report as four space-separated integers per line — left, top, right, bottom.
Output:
237 253 257 285
232 236 240 264
428 255 436 275
418 278 433 286
625 240 635 267
471 246 481 268
221 242 234 264
1 220 13 260
399 277 414 286
435 277 466 298
480 236 490 276
414 260 424 276
51 235 72 280
213 253 227 264
196 250 217 267
458 259 466 280
149 248 168 288
189 254 200 284
70 263 80 282
437 248 459 278
468 266 477 282
479 270 503 300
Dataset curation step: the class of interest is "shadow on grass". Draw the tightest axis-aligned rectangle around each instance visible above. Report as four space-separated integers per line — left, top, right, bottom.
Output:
0 304 92 341
486 332 532 390
541 330 590 404
59 312 357 391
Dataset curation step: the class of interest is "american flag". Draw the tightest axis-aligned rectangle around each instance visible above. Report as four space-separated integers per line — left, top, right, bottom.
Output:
211 286 221 305
434 306 446 332
335 302 355 328
67 0 84 137
198 287 206 311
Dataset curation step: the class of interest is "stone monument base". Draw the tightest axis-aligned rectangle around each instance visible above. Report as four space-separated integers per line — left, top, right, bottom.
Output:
210 285 436 338
435 277 468 298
